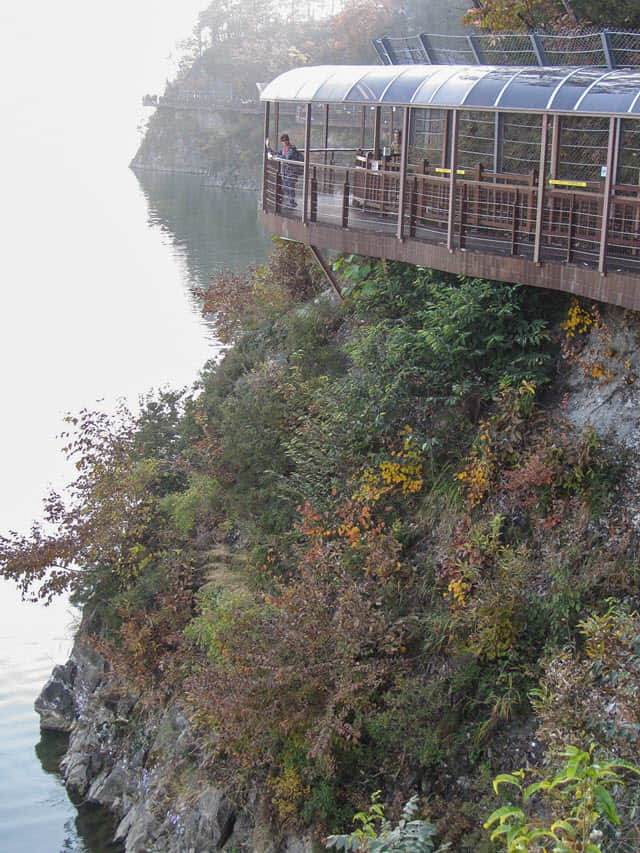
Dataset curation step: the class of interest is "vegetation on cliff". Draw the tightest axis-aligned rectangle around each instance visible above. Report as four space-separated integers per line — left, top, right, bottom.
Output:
133 0 406 179
464 0 640 33
3 243 640 849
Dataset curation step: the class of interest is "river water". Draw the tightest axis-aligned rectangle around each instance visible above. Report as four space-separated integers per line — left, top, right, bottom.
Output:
0 4 271 850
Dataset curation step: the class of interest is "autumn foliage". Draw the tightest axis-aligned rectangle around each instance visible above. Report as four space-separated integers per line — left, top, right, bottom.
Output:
3 249 639 846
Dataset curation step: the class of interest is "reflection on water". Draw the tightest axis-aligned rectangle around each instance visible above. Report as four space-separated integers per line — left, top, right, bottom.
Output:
1 175 272 851
134 169 272 290
36 732 123 852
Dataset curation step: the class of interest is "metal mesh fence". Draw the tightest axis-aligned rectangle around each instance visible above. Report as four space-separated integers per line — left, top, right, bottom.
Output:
502 114 542 175
618 120 640 186
475 34 537 65
373 30 640 69
410 108 446 166
458 112 495 171
556 117 610 182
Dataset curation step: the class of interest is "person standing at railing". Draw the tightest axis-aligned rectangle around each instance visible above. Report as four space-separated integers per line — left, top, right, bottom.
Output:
266 133 303 208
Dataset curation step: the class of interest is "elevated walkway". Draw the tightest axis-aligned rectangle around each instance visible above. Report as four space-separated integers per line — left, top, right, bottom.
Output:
258 64 640 311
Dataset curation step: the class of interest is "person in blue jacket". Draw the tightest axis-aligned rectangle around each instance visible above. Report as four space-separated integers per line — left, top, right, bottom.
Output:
266 133 302 208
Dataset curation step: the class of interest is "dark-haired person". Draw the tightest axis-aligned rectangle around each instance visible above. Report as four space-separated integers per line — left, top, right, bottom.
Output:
266 133 302 208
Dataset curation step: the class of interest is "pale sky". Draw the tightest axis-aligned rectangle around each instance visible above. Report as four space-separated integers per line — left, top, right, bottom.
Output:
0 1 215 534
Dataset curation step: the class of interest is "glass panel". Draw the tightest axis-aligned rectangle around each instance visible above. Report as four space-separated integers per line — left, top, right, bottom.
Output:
261 67 325 101
345 68 405 103
410 67 465 105
429 68 494 106
548 70 607 112
463 70 517 108
497 68 572 111
309 69 364 102
579 72 640 115
382 68 442 104
262 65 640 118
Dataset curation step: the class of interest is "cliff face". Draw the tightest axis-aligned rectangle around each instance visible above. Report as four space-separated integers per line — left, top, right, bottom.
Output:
131 104 263 191
38 638 310 852
30 259 640 852
128 0 475 189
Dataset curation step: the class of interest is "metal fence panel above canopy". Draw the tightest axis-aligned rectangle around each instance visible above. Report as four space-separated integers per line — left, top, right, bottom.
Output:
372 30 640 70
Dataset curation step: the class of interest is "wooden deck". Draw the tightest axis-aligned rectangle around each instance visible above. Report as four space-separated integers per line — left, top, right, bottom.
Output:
260 156 640 311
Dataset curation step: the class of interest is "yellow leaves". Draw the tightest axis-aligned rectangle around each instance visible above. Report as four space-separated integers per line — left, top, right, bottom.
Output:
456 418 496 508
445 577 471 609
561 298 599 340
560 299 617 384
352 427 425 505
269 767 311 828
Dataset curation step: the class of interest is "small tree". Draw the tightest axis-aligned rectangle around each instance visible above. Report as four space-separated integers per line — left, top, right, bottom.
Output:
485 745 640 852
325 791 449 852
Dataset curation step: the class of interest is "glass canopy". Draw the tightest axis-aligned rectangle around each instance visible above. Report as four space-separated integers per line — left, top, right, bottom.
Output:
259 64 640 115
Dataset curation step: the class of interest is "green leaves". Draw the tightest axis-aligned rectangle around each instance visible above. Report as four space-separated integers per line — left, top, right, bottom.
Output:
486 744 640 852
345 263 554 411
593 784 619 825
325 792 444 852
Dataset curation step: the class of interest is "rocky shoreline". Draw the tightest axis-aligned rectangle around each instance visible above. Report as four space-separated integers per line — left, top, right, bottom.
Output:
36 633 310 852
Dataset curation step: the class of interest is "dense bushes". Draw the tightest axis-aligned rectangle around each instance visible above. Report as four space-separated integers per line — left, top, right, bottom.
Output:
3 246 639 848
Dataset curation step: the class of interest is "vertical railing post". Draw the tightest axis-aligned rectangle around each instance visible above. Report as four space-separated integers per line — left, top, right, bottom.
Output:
342 170 350 228
310 166 318 222
262 102 270 212
275 166 282 214
396 107 410 241
473 163 483 226
511 188 519 256
612 117 622 185
380 37 397 64
550 115 560 180
409 177 417 238
599 117 618 275
447 109 459 252
567 193 575 262
601 30 615 70
534 114 549 265
302 103 312 225
323 103 329 175
468 34 485 64
530 33 548 66
418 33 436 63
372 38 392 65
493 113 504 174
459 183 467 248
373 106 381 159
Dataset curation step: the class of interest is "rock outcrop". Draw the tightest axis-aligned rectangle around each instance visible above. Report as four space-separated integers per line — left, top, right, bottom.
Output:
35 634 106 731
36 639 311 852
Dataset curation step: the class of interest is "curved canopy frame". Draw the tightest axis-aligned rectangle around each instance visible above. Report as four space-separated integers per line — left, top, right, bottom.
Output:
260 64 640 116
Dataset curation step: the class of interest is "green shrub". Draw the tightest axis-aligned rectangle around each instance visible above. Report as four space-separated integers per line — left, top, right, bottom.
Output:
325 791 448 852
485 745 640 852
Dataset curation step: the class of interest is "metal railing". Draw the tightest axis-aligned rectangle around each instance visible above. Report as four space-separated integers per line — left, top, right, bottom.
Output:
263 148 640 275
372 29 640 69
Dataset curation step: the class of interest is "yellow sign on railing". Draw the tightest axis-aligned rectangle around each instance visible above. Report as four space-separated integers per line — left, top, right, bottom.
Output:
435 167 466 176
548 179 588 188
